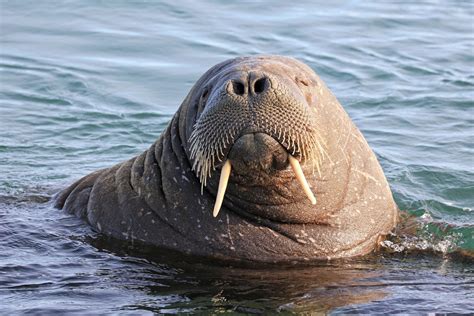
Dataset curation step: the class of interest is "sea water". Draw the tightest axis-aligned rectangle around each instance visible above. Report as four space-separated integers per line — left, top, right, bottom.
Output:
1 1 473 313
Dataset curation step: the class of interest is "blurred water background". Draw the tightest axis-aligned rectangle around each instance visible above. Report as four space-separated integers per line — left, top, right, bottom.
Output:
1 0 473 314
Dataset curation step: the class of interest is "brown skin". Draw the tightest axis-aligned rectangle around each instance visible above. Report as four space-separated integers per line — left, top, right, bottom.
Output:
55 55 398 263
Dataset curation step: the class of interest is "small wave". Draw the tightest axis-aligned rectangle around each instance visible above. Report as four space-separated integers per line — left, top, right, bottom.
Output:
381 212 474 257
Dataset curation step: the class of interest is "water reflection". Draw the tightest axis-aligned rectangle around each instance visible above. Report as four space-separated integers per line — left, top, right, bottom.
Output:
90 236 387 313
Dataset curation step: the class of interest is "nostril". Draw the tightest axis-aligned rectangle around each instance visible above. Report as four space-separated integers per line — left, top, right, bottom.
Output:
254 77 268 94
232 81 245 95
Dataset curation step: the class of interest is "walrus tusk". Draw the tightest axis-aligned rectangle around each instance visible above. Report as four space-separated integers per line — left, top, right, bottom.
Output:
288 155 317 205
213 160 232 217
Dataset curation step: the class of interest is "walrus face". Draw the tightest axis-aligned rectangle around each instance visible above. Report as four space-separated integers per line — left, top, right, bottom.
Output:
187 56 326 222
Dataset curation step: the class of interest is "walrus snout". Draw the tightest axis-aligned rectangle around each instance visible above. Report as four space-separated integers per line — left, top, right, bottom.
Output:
226 72 271 97
227 133 288 173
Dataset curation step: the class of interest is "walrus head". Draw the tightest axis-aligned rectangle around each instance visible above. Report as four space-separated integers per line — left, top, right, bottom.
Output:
183 56 328 223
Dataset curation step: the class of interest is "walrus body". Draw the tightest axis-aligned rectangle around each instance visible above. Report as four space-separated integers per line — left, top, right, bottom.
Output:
56 56 398 262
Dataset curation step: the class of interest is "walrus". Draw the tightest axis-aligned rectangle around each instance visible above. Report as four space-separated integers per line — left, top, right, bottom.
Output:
55 55 398 262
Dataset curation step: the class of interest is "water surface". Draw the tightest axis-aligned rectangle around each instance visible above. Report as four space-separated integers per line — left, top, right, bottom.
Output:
1 0 473 314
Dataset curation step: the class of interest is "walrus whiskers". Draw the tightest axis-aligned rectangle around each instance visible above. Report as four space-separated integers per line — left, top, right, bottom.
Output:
190 118 325 217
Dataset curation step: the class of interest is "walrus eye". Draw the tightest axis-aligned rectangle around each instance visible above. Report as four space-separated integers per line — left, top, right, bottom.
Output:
197 88 210 116
295 78 315 105
201 88 209 104
296 77 309 87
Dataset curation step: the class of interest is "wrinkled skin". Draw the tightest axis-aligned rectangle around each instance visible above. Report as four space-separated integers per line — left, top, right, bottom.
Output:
55 56 398 263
